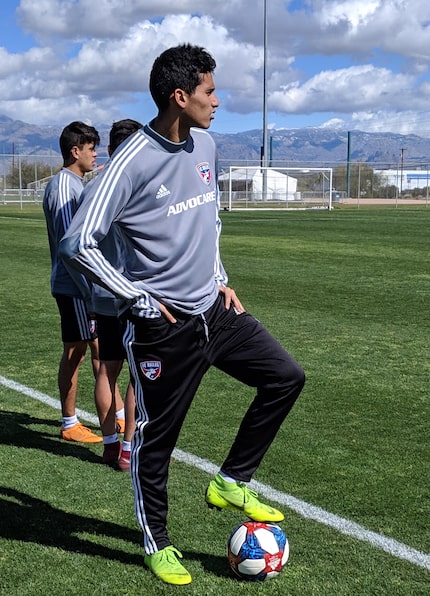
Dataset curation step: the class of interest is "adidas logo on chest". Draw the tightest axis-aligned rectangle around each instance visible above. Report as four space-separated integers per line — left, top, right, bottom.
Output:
156 184 171 200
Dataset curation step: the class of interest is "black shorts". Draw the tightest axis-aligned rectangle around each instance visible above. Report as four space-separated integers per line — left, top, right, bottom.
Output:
97 313 126 361
54 294 97 343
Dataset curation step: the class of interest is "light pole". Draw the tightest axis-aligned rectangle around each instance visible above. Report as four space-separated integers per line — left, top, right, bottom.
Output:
400 147 405 197
262 0 268 200
346 131 351 197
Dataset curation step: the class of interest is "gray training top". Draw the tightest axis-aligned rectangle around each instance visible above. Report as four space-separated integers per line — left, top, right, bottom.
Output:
43 167 92 304
60 124 228 318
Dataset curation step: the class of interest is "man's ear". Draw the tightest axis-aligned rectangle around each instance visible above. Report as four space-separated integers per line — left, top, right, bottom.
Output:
172 88 187 107
70 146 80 160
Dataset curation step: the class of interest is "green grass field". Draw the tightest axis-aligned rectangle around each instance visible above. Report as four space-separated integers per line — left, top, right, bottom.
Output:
0 205 429 595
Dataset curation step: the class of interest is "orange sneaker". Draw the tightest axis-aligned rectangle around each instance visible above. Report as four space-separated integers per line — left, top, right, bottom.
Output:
116 418 125 433
60 422 103 443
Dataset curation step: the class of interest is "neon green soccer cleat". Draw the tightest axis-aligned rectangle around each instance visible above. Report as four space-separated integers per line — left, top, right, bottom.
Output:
144 546 192 585
205 474 284 523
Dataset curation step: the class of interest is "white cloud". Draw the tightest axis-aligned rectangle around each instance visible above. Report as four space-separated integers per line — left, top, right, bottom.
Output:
269 65 425 113
0 95 120 128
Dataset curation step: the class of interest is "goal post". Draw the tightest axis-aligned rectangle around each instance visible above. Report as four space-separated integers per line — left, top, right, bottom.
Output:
219 166 334 210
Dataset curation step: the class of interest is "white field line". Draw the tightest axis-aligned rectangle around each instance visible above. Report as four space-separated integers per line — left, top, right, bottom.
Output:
1 374 429 571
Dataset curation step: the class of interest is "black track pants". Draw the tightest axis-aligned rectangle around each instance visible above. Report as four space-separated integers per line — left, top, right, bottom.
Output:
123 295 305 554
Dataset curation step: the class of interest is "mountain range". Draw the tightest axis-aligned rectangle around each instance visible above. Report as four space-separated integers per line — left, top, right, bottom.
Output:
1 114 430 169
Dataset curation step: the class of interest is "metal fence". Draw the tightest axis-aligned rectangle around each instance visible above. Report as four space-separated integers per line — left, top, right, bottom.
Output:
2 152 430 205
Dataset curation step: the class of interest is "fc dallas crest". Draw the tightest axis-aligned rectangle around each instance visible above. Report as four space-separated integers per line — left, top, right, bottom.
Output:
140 360 161 380
196 162 211 185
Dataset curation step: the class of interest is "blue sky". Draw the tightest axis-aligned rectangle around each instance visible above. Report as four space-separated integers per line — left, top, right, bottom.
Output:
1 0 430 136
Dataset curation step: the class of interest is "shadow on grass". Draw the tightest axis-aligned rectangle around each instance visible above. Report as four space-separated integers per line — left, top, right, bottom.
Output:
0 411 229 576
187 549 232 579
0 486 142 564
0 410 101 463
0 486 227 575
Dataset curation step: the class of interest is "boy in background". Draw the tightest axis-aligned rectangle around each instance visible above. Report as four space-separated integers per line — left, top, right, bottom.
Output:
93 119 142 469
43 121 102 443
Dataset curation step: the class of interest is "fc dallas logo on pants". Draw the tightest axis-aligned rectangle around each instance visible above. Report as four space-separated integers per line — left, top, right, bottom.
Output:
140 360 161 380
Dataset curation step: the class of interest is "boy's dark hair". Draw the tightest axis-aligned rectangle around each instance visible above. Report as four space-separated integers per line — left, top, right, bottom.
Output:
60 121 100 166
109 119 143 155
149 44 216 111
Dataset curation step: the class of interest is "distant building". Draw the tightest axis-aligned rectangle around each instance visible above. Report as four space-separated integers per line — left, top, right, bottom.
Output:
375 168 430 190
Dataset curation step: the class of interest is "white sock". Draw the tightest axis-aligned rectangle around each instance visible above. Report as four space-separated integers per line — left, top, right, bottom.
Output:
103 433 119 445
116 408 125 419
62 415 79 429
219 471 237 483
122 441 132 452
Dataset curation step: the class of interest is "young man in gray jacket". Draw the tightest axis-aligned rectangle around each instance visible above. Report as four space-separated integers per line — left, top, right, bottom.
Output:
43 121 102 443
60 44 305 585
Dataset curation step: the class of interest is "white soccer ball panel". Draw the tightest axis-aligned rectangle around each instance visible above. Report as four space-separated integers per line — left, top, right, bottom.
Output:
229 525 248 555
282 540 290 565
254 527 279 554
237 558 266 575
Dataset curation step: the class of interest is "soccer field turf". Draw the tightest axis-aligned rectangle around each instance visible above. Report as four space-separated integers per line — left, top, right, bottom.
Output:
0 205 429 595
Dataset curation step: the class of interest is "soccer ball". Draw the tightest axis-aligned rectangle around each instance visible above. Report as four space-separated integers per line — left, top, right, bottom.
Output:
227 521 289 581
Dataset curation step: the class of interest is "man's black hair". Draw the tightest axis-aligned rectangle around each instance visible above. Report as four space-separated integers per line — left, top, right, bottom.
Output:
59 121 100 166
109 119 143 155
150 44 216 111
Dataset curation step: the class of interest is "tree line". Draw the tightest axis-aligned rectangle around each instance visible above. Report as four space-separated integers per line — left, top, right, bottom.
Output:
4 160 60 189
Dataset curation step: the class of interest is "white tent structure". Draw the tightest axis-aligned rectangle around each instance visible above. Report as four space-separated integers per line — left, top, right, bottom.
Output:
219 167 298 201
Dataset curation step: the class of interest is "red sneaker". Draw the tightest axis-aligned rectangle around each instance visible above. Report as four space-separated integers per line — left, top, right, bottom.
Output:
118 450 130 472
102 441 121 468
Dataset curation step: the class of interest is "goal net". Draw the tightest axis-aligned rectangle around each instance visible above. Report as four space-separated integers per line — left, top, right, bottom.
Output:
219 166 334 210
